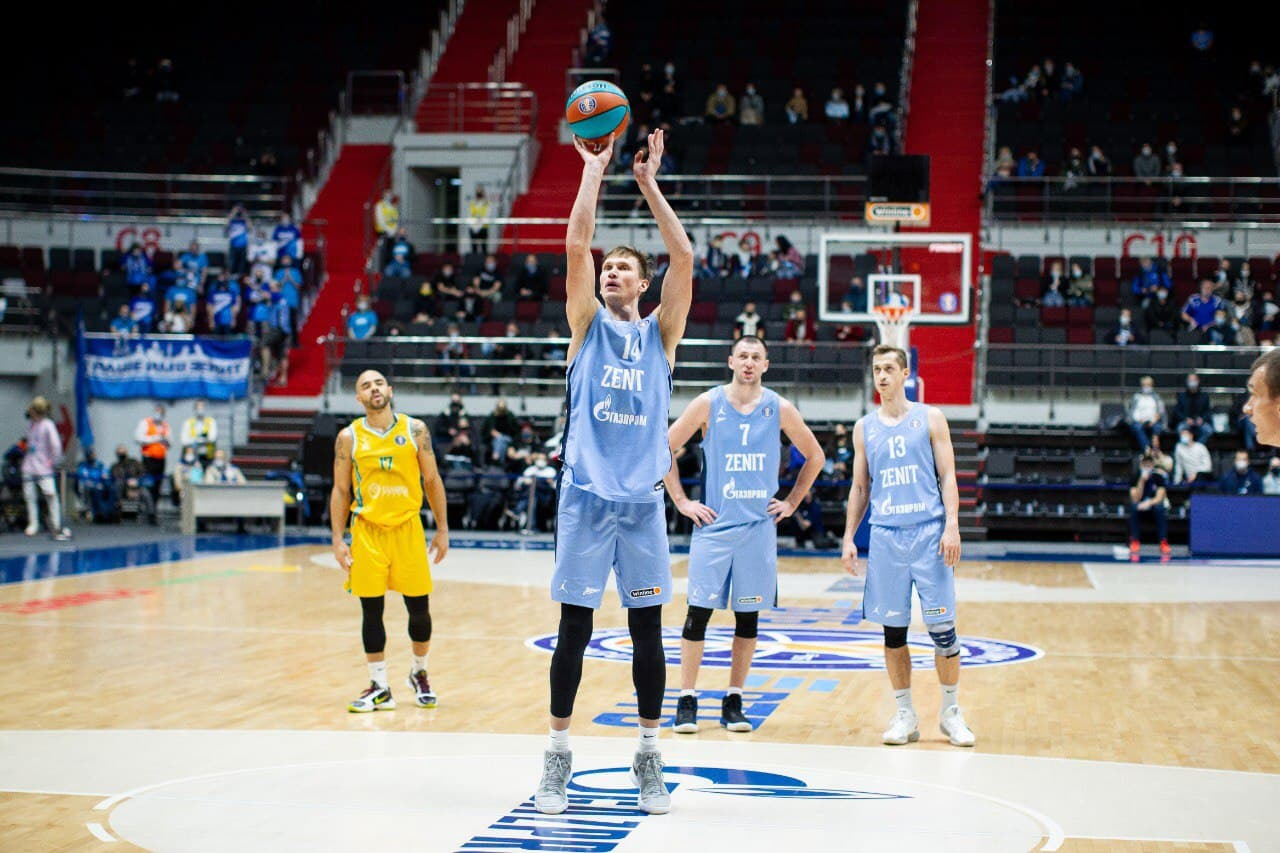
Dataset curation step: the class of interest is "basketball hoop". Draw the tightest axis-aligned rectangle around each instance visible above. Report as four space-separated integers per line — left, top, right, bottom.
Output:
872 304 912 351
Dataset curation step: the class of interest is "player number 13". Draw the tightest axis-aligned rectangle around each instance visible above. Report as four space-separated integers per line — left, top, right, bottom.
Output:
887 436 906 459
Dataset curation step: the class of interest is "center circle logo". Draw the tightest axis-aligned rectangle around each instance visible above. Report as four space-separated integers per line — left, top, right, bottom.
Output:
526 627 1042 671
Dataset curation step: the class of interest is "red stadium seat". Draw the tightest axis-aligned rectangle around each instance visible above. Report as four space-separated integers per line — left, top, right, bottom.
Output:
1093 279 1119 306
1093 256 1118 280
1015 279 1041 302
1041 305 1067 326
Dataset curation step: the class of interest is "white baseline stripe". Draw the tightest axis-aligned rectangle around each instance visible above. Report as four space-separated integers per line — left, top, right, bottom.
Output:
85 822 116 843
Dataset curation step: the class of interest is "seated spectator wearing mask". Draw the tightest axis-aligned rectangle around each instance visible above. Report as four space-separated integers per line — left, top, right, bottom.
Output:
1127 376 1166 451
347 297 379 340
1172 373 1213 443
203 449 246 484
1172 427 1213 486
1219 450 1261 495
1128 450 1170 558
1261 457 1280 496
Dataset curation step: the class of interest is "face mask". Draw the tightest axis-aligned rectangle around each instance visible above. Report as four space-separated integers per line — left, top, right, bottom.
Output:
664 64 674 75
216 459 226 469
1236 461 1249 473
1270 466 1280 475
484 262 496 271
358 303 369 312
1187 381 1198 391
1180 435 1191 445
1142 387 1154 394
1119 317 1130 327
117 453 127 462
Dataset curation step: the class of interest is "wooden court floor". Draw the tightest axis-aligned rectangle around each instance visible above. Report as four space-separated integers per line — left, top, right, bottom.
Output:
0 543 1277 850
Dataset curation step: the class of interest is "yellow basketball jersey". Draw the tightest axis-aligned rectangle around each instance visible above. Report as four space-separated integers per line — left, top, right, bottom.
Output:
350 414 423 528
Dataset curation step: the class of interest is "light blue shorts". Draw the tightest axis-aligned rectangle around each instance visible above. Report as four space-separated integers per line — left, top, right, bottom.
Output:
687 520 778 612
860 519 956 627
552 483 672 609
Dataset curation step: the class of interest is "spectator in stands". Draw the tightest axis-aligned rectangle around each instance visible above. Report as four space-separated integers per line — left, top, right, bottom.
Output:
206 272 241 335
135 404 169 507
1173 427 1214 486
434 392 467 446
785 306 816 343
1038 58 1057 97
511 450 557 530
171 446 202 507
998 64 1039 103
383 245 412 279
1127 449 1170 557
1127 375 1166 451
155 57 178 102
1068 261 1093 306
75 448 114 523
1062 148 1086 192
374 190 398 242
204 449 246 485
273 213 303 261
1220 450 1262 495
1227 106 1248 144
731 237 756 278
1262 457 1280 495
160 298 192 334
1132 257 1171 306
111 444 155 524
993 146 1015 179
1133 143 1162 183
274 255 303 318
739 83 764 126
347 296 378 340
122 243 155 293
734 301 764 340
165 268 198 316
504 421 540 473
868 82 895 126
247 227 277 282
1259 291 1279 339
1042 260 1069 307
181 400 217 468
1234 262 1259 302
700 236 728 279
177 241 208 290
1111 308 1144 346
1016 150 1045 177
130 283 157 334
1059 61 1083 100
434 262 462 302
262 281 292 386
1173 373 1213 443
585 17 611 64
482 398 519 459
850 84 869 123
225 205 250 275
1202 308 1238 346
784 288 806 320
1210 258 1236 294
788 491 834 549
785 87 809 124
246 270 273 340
512 254 548 301
1087 145 1111 177
412 278 438 323
1163 141 1180 174
453 276 487 323
656 81 681 122
705 83 736 123
1144 286 1177 337
483 321 526 384
111 304 139 338
447 417 480 466
824 88 851 121
827 423 853 481
468 187 491 252
867 125 892 157
438 322 474 388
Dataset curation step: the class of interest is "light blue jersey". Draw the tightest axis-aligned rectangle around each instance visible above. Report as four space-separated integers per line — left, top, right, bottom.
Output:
859 403 945 527
561 307 672 502
686 385 781 612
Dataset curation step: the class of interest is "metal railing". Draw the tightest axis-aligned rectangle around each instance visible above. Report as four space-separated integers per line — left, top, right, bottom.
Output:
489 0 534 83
985 175 1280 224
598 173 868 218
0 168 292 219
894 0 919 154
345 71 410 120
416 82 540 134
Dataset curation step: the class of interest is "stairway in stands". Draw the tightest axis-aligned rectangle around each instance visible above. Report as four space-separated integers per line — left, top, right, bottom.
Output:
268 144 391 397
902 0 988 405
505 0 596 249
232 408 316 480
415 0 521 130
950 418 986 541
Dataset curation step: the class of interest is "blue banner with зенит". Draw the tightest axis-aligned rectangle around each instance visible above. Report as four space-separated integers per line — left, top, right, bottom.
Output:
81 334 252 400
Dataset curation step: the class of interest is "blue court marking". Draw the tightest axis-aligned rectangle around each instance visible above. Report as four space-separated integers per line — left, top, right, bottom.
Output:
772 676 805 691
809 679 839 693
744 674 770 688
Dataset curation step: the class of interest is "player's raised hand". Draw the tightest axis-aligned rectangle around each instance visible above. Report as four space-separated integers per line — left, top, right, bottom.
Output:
429 529 449 565
573 135 613 169
939 523 962 568
675 496 717 528
632 128 664 185
766 498 798 523
841 536 859 576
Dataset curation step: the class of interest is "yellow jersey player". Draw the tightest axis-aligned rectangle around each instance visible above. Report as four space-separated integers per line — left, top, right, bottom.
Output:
331 370 449 712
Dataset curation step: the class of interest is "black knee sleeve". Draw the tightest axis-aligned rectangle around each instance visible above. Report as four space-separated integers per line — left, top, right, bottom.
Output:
403 594 432 643
734 610 759 639
884 625 908 649
359 596 387 654
628 605 666 720
549 604 594 718
682 605 714 642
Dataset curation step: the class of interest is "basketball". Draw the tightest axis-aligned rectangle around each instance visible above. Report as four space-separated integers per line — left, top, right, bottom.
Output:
565 80 630 148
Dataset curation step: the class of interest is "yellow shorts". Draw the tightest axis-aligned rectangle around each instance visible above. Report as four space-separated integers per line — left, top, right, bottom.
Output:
346 514 432 597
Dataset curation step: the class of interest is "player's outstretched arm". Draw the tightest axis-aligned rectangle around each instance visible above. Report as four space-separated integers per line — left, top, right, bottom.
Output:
927 407 962 568
771 399 826 523
841 421 871 575
565 137 613 362
330 429 354 571
664 393 716 526
412 418 450 564
633 129 694 362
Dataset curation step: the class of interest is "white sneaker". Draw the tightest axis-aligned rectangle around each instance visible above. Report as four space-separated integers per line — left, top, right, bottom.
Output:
535 750 572 815
630 751 671 815
882 708 919 745
940 705 976 747
23 525 37 537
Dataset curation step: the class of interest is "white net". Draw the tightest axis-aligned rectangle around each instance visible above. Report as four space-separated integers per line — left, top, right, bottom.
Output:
873 306 912 351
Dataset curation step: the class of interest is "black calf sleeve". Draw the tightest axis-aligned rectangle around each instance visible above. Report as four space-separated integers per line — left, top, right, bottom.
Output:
628 605 666 720
682 605 714 641
360 596 387 654
403 594 432 643
734 610 759 639
884 624 908 649
549 604 594 718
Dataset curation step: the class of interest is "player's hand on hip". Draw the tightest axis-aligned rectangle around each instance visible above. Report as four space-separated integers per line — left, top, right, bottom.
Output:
841 537 859 576
632 128 664 185
940 523 962 568
333 540 354 572
573 135 613 168
767 498 797 523
676 498 717 528
429 530 449 564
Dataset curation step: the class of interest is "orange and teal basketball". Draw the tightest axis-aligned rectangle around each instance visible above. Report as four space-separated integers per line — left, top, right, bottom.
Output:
565 81 630 147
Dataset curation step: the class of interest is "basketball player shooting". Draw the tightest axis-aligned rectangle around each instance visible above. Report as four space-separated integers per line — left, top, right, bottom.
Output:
534 129 693 816
840 345 975 747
